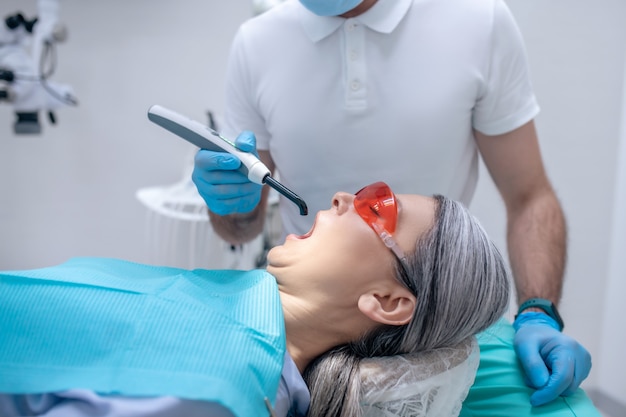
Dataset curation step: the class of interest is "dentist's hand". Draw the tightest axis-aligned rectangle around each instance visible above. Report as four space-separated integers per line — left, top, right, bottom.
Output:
513 312 592 407
192 131 262 216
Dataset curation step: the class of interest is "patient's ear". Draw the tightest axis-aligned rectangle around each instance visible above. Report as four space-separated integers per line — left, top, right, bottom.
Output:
358 287 416 326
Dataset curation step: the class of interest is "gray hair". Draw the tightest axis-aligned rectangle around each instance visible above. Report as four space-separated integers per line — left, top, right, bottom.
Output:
303 195 511 417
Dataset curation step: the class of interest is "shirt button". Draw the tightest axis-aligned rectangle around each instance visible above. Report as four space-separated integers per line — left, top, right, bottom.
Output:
351 80 361 91
347 22 357 31
350 50 358 60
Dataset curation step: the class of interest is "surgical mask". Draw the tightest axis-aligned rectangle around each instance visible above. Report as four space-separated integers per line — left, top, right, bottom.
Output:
299 0 363 16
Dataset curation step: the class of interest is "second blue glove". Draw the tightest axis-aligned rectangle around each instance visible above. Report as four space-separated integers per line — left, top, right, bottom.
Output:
513 312 592 406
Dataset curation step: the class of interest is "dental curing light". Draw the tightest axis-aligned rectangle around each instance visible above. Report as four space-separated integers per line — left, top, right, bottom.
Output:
147 104 308 216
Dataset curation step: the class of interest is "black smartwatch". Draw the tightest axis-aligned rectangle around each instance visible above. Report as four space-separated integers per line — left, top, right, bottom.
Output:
516 298 564 331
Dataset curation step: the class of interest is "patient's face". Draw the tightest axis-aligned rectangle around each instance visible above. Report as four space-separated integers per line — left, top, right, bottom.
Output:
266 191 435 306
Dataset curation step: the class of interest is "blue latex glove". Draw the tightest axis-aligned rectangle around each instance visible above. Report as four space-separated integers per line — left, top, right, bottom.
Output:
191 131 262 216
513 312 592 406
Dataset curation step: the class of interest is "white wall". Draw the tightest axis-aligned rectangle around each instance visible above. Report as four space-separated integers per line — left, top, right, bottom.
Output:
595 53 626 403
0 0 624 402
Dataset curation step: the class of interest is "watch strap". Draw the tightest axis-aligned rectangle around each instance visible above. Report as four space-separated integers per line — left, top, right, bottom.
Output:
516 298 564 331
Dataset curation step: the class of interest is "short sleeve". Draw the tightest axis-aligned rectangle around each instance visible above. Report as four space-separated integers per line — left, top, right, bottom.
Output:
472 0 540 136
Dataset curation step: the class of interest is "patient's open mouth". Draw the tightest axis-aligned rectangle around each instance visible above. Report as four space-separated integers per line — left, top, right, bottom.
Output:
297 230 313 239
289 214 318 239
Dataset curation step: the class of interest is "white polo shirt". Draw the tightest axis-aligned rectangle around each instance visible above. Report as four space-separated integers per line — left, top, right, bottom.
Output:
222 0 539 236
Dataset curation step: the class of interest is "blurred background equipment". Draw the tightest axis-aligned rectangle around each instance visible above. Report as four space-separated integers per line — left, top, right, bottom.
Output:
0 0 77 135
135 158 268 271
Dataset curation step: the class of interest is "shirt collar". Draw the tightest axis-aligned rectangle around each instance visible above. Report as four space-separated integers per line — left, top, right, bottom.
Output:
298 0 413 42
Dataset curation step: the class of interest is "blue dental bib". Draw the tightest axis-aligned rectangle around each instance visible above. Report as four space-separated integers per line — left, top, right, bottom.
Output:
0 257 286 417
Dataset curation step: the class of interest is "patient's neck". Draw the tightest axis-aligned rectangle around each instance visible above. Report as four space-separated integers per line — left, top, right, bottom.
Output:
281 298 334 373
280 292 375 373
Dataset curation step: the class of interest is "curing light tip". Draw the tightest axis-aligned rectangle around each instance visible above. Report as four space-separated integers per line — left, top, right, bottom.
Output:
263 176 308 216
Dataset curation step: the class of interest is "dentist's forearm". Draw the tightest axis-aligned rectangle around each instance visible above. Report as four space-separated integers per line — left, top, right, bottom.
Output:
506 188 566 305
208 187 269 245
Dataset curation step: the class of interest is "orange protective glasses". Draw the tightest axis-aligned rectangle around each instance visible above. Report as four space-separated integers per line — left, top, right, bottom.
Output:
354 182 409 272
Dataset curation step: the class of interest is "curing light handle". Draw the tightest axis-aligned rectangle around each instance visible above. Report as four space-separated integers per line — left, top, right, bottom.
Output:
147 104 308 215
147 104 270 184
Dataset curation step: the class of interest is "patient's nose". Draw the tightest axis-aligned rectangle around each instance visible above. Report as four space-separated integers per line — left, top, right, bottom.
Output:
332 192 354 215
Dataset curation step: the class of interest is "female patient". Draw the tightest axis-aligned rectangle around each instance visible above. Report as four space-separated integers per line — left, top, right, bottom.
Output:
0 182 510 417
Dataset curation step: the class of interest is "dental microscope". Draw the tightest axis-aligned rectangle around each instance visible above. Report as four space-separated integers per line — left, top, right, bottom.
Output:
0 0 77 135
